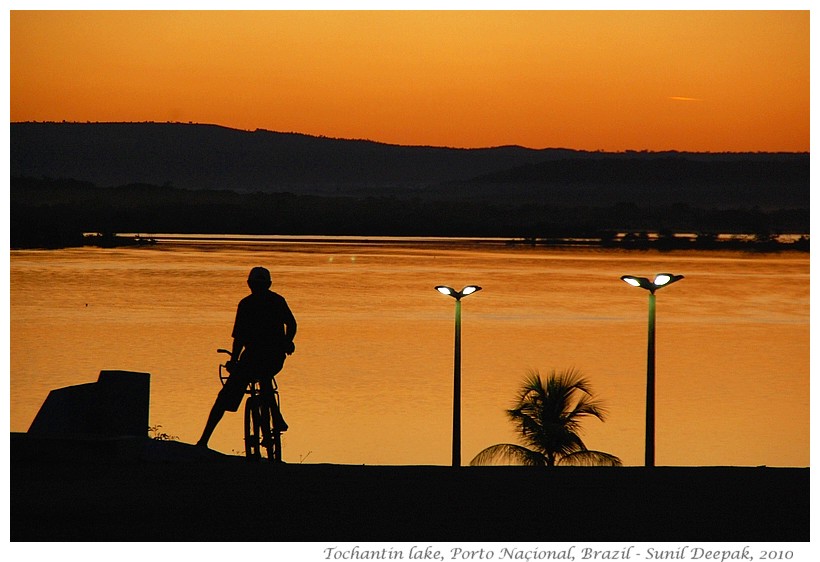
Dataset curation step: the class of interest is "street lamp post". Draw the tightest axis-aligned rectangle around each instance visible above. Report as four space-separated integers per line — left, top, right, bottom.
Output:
620 273 683 467
435 285 482 467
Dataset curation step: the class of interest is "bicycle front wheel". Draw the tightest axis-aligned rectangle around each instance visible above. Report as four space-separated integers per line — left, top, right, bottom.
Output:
270 394 284 462
265 408 283 463
244 396 261 460
257 403 278 462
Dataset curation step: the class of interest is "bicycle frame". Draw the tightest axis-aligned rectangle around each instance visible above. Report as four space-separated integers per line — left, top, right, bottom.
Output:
217 348 283 462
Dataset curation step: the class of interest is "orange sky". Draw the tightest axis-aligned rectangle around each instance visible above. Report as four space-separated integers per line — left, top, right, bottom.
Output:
9 10 810 151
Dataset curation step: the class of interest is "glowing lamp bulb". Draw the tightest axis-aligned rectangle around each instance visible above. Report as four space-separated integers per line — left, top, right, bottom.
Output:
654 274 672 286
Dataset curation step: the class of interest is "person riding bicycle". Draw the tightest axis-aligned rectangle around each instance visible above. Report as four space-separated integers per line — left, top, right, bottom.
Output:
197 266 297 448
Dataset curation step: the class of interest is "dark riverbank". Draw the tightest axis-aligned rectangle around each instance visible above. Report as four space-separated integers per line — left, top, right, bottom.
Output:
11 173 808 250
10 434 809 542
9 230 811 252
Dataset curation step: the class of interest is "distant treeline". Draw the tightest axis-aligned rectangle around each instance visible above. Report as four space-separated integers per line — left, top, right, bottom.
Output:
10 176 808 250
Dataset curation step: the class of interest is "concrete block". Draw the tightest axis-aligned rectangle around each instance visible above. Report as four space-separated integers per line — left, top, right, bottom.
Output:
28 370 151 438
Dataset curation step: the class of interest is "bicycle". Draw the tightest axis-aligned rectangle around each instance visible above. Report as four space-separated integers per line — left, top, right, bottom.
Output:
217 348 284 462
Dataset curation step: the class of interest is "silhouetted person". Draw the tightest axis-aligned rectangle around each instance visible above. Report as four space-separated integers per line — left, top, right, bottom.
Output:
197 266 297 448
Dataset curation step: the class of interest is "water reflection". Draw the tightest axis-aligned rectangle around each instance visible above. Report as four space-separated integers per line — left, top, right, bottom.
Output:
9 239 810 467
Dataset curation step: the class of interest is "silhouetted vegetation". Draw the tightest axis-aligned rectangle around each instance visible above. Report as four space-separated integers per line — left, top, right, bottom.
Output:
148 425 178 441
470 369 622 467
10 176 808 250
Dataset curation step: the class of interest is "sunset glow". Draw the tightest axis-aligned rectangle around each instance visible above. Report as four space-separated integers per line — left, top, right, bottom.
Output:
9 9 809 152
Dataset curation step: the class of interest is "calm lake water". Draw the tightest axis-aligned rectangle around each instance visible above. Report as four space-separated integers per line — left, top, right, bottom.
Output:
9 237 810 467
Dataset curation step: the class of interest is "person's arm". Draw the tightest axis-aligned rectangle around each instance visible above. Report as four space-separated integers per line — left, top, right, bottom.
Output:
285 314 297 343
283 303 297 354
231 338 244 361
230 301 245 361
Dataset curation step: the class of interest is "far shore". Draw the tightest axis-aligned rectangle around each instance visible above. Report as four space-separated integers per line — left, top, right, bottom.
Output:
10 231 812 252
10 433 809 542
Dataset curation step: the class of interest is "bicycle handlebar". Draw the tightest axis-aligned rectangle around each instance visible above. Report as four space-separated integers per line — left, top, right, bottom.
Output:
217 349 232 386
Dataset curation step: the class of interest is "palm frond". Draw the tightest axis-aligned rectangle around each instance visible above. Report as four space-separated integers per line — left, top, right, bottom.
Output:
469 444 548 466
556 450 623 467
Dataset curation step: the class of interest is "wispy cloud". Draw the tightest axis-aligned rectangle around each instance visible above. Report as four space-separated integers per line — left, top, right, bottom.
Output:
669 96 704 102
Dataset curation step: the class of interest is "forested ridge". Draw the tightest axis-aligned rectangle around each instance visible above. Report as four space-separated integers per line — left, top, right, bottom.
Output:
9 122 809 249
10 176 808 250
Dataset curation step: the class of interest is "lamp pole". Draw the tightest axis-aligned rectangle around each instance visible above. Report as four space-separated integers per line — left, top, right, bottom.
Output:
646 290 657 467
435 285 482 467
621 273 683 467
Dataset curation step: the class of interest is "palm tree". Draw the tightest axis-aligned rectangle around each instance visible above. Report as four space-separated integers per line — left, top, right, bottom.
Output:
470 368 622 467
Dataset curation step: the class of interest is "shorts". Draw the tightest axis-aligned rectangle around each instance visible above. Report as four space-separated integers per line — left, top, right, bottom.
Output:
215 354 286 412
216 369 252 412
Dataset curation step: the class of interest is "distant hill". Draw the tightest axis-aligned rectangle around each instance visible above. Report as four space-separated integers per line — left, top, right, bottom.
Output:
9 122 809 248
436 154 808 210
10 122 809 210
10 122 561 195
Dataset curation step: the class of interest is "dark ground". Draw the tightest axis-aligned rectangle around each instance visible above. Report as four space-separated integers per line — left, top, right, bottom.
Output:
10 433 809 542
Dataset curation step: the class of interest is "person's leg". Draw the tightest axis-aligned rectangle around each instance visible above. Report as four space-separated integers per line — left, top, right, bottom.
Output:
198 368 247 447
259 377 288 432
196 402 225 447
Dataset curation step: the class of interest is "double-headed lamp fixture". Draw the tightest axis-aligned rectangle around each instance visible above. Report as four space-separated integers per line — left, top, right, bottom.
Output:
621 274 684 294
435 285 482 300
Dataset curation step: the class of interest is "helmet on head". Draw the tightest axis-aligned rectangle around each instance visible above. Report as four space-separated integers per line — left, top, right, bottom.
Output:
247 266 271 289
